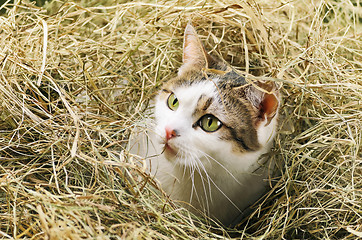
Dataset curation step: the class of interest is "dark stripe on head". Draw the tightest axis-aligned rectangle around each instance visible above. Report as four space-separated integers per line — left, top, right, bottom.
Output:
162 89 171 93
192 95 214 117
202 97 213 111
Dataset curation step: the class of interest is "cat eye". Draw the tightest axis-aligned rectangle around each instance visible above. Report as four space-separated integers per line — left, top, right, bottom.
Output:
198 114 222 132
167 93 179 111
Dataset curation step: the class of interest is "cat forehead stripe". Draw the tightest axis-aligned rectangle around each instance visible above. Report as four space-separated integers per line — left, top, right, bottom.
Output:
192 95 214 117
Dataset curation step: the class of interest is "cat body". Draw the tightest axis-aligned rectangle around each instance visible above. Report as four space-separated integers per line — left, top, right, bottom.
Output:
131 24 279 226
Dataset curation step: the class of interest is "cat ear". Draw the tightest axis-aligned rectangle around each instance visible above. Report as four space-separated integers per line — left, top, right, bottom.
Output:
178 24 213 76
246 82 279 126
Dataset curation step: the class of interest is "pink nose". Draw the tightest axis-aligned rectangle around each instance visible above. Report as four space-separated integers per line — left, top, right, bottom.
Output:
165 127 177 141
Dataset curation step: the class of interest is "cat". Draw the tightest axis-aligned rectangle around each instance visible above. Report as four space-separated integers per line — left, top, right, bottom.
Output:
130 23 280 226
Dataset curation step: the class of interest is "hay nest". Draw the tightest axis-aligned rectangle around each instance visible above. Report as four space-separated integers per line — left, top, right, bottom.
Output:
0 0 361 239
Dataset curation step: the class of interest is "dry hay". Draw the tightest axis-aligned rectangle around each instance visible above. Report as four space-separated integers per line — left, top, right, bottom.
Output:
0 0 361 239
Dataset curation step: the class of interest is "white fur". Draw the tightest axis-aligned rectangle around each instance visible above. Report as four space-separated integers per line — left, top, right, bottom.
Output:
129 81 278 226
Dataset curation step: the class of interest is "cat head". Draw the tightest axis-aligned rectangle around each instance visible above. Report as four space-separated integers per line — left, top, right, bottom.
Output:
154 24 279 168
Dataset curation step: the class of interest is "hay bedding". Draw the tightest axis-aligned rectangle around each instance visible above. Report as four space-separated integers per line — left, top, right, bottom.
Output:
0 0 360 239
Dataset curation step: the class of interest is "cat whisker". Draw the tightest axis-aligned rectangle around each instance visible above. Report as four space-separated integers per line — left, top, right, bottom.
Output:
193 157 212 214
176 143 211 212
200 151 242 185
195 149 243 213
205 175 242 213
180 147 201 203
172 142 244 215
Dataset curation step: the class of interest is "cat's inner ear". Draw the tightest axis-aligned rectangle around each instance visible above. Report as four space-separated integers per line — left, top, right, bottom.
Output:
178 24 213 76
259 91 279 125
246 82 279 126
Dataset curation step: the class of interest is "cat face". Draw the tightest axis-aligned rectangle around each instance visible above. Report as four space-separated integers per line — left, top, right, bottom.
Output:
155 79 225 166
154 24 279 168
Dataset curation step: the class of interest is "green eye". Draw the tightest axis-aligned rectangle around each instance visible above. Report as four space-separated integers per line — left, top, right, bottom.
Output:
199 114 222 132
167 93 179 111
